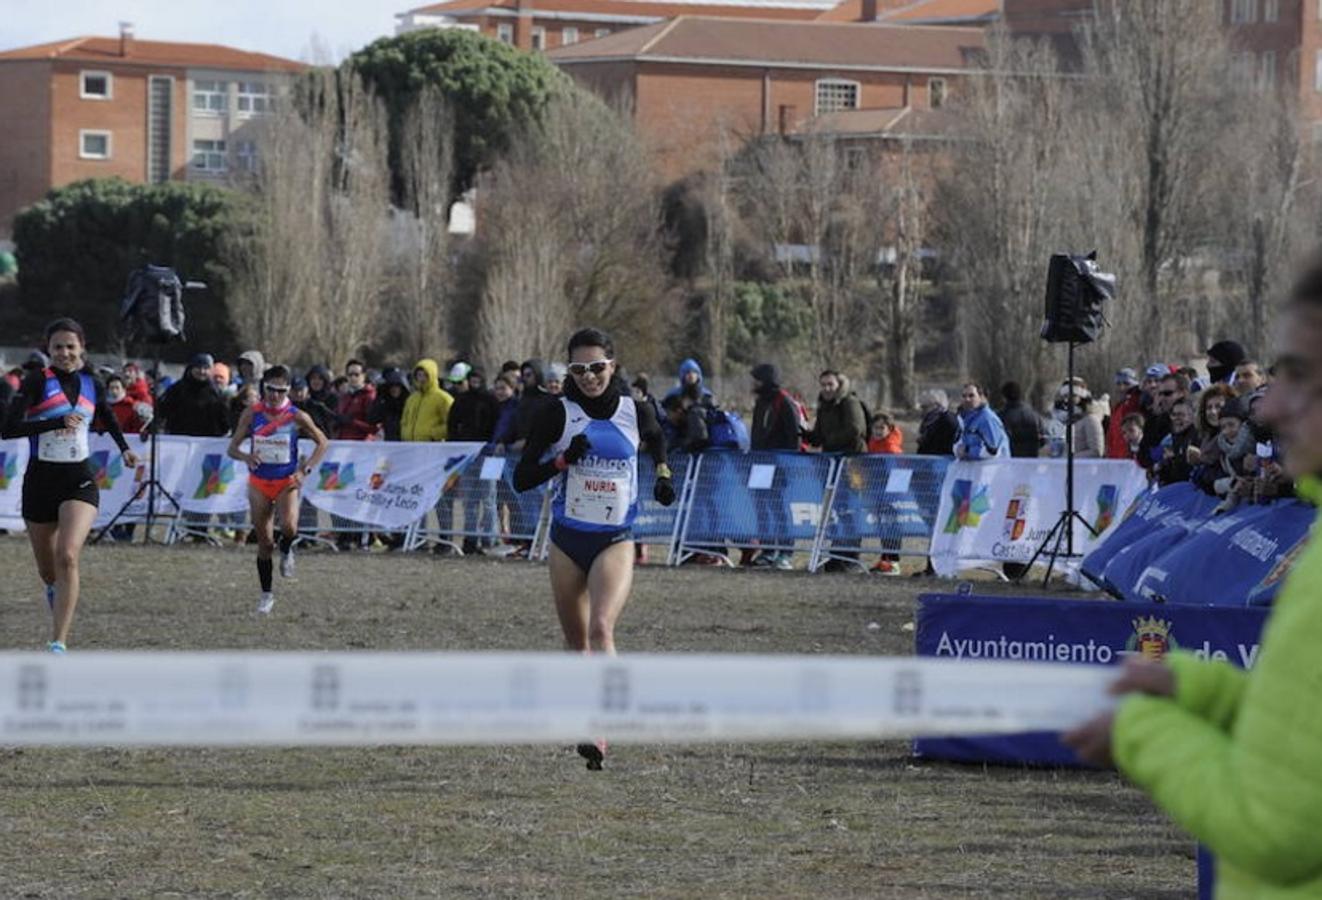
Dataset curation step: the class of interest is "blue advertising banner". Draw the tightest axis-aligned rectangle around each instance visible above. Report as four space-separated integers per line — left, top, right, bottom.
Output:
912 593 1269 766
1080 482 1217 586
1130 500 1314 607
682 451 835 547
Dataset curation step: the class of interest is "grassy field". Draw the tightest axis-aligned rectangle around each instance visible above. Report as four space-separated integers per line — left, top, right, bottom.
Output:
0 538 1191 898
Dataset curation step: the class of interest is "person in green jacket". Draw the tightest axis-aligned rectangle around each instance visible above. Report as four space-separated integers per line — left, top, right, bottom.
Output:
1065 259 1322 897
400 359 453 442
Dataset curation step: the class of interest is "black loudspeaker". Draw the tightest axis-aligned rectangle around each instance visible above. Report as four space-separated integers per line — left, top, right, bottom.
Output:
1040 252 1116 345
119 265 186 344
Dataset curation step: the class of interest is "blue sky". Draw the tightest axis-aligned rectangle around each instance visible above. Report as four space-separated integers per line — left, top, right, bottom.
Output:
3 0 404 62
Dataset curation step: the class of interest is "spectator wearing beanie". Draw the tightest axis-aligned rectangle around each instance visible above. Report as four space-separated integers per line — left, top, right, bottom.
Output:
157 353 229 437
449 368 498 442
368 368 410 442
1206 340 1247 385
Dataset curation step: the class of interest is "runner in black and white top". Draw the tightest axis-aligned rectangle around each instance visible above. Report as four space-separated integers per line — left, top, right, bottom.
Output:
514 327 674 769
1 318 138 652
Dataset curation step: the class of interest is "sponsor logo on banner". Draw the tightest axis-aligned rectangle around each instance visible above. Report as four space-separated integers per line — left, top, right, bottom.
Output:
89 450 123 490
318 461 356 491
943 479 991 533
1126 615 1178 660
1255 533 1309 594
1002 484 1030 542
0 452 17 490
194 454 236 499
1093 484 1119 533
369 457 390 491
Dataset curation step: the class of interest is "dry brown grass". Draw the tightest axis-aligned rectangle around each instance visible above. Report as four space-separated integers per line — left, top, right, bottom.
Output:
0 538 1190 898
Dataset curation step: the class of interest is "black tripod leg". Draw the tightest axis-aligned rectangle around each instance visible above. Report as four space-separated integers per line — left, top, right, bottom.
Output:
1018 513 1067 581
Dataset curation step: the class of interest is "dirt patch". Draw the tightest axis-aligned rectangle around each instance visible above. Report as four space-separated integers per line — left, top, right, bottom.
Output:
0 538 1189 898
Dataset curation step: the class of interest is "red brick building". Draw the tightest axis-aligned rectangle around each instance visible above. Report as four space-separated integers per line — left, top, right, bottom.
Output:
549 17 985 175
396 0 829 52
0 27 304 236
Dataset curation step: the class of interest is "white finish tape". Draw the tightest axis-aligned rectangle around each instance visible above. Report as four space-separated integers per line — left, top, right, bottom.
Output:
0 653 1114 747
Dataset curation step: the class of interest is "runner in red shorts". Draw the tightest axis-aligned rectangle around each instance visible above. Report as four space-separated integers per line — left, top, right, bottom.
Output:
227 365 328 614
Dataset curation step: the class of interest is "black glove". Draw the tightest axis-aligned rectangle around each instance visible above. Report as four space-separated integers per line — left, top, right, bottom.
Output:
654 476 676 507
563 434 591 465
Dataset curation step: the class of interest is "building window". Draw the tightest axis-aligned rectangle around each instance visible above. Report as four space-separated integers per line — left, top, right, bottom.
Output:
815 79 860 115
928 77 948 109
531 26 546 50
237 81 275 115
235 141 258 172
192 139 227 172
80 70 112 100
563 26 579 45
595 28 611 38
1259 51 1276 89
497 23 514 43
193 79 229 114
79 130 112 160
1264 0 1278 22
1230 0 1256 24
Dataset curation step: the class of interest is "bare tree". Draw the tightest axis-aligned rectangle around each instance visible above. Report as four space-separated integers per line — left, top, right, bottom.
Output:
225 68 391 366
472 89 666 367
395 85 455 362
1078 0 1229 360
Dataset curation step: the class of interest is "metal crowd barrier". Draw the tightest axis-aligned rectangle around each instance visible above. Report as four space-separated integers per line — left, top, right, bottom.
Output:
406 453 550 557
809 455 950 572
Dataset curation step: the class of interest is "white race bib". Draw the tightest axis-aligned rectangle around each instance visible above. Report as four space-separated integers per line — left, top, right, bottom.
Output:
37 429 89 463
253 434 292 465
566 469 629 526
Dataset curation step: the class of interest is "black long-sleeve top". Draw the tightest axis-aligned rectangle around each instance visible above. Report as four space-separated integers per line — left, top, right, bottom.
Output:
514 381 667 493
2 367 129 456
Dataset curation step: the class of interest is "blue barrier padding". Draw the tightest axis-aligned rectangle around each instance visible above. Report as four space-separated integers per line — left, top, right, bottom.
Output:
911 593 1269 767
632 453 690 541
682 451 835 547
825 455 949 542
1103 523 1206 603
1081 482 1218 585
1132 500 1314 607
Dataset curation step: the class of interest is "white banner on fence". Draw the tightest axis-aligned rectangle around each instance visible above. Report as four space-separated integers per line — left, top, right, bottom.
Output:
0 438 30 529
929 459 1150 577
301 441 485 529
0 437 487 531
0 651 1115 747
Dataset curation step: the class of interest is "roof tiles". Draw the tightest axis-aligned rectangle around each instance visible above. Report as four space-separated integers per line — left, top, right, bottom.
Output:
0 36 305 72
549 16 986 70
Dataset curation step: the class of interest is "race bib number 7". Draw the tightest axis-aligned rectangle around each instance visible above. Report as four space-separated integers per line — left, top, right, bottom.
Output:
566 469 629 527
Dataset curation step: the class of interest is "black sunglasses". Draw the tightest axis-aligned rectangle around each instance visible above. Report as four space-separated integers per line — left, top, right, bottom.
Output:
568 360 613 377
1158 389 1177 397
264 385 290 393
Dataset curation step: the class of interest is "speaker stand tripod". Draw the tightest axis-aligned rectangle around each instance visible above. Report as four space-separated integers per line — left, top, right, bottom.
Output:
94 352 181 545
1018 339 1098 586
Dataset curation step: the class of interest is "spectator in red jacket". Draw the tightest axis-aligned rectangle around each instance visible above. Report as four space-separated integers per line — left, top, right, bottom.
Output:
104 374 150 434
1105 368 1144 459
121 361 154 407
335 358 377 441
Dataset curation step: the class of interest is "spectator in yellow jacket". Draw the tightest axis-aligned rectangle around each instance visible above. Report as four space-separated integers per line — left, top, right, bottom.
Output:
1065 256 1322 898
401 359 452 441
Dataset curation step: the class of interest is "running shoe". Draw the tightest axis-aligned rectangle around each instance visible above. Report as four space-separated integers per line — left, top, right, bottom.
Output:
256 592 276 615
48 641 66 654
280 546 296 579
44 583 55 611
772 555 794 571
577 739 608 771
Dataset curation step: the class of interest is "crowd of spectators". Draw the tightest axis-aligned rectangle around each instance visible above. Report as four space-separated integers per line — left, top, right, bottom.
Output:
3 337 1288 567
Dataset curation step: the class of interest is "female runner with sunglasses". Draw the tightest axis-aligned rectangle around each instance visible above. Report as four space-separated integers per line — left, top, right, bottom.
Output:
515 328 675 770
227 365 329 614
2 318 138 652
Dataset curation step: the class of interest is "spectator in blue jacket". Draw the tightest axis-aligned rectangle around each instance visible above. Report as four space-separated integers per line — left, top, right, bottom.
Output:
664 357 714 402
954 383 1009 460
